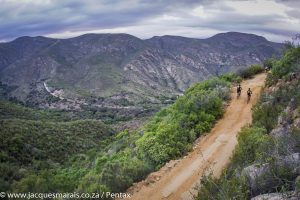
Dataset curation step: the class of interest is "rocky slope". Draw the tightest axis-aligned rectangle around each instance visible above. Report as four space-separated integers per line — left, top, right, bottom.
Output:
0 32 282 115
243 77 300 200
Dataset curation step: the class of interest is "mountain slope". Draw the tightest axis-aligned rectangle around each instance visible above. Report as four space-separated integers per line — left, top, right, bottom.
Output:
0 32 282 112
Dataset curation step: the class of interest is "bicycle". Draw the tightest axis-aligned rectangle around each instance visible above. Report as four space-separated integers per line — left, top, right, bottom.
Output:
237 85 242 99
237 90 241 99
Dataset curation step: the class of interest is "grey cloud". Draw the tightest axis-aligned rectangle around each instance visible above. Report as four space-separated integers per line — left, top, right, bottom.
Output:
286 9 300 19
0 0 184 40
0 0 299 42
162 0 300 41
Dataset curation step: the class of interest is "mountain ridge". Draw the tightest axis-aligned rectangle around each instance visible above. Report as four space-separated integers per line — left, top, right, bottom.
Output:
0 32 283 118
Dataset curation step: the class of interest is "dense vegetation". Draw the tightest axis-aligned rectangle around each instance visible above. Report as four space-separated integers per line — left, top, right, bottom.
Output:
136 77 231 167
0 92 157 126
0 73 238 195
0 100 76 121
196 44 300 199
238 64 264 79
0 100 115 192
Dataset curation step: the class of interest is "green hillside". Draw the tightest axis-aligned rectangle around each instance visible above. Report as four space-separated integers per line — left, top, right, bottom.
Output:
0 101 115 192
1 72 239 194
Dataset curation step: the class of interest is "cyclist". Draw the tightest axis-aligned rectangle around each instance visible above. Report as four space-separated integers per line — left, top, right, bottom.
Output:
247 88 252 103
237 84 242 98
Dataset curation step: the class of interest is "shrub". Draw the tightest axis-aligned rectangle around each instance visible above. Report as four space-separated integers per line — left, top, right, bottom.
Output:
252 103 282 133
239 65 264 79
267 46 300 84
220 73 242 83
92 150 151 192
230 126 269 168
196 172 249 200
263 59 275 70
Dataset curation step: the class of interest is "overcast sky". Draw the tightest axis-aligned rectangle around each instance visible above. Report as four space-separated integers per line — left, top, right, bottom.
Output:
0 0 300 42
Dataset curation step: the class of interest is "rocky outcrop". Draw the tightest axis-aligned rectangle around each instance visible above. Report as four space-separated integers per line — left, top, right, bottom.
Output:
242 163 272 195
242 153 300 196
270 126 290 138
242 97 300 197
251 191 299 200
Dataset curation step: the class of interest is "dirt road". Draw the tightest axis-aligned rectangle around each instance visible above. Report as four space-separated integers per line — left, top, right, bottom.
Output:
126 73 266 200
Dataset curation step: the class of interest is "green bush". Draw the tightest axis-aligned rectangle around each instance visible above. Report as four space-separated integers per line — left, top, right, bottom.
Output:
196 172 249 200
230 126 269 168
267 46 300 85
239 64 264 79
252 103 282 133
220 72 242 83
263 58 275 70
95 151 151 192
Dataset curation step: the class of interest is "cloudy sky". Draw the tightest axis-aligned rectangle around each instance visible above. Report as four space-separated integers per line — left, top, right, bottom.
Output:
0 0 300 42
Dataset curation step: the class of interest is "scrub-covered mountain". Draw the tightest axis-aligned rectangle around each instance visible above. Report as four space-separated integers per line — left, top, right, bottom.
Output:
0 32 282 118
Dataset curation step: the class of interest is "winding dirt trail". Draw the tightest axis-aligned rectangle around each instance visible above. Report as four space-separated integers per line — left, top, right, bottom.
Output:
125 73 267 200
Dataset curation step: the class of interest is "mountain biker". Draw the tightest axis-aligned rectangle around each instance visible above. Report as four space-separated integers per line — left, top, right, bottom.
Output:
264 66 269 72
237 84 242 98
247 88 252 103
